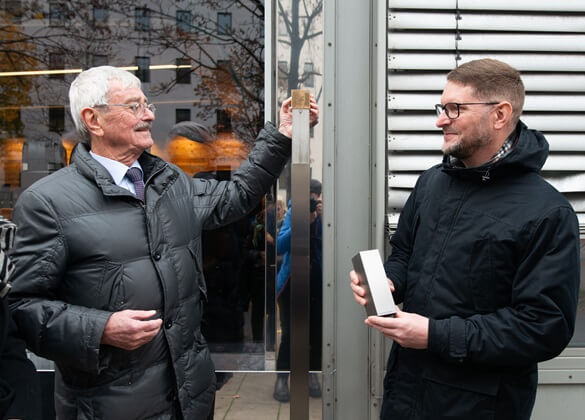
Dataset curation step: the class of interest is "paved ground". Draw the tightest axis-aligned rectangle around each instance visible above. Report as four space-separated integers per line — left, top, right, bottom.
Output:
214 372 322 420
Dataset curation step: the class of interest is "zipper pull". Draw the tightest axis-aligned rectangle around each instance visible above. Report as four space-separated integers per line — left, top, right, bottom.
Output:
481 168 491 182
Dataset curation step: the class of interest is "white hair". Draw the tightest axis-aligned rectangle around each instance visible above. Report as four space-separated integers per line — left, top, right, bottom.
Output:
69 66 141 138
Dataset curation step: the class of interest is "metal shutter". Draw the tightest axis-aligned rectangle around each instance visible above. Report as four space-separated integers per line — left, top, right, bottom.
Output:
387 0 585 235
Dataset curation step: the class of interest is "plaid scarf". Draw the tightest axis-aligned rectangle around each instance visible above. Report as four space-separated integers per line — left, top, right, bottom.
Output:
488 135 515 164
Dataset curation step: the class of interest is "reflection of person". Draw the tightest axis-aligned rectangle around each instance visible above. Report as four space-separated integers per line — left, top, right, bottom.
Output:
273 179 323 402
8 66 318 419
243 199 268 344
351 59 580 420
0 217 41 420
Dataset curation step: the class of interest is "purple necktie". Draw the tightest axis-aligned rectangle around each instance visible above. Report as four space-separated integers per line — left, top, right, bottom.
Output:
126 167 145 201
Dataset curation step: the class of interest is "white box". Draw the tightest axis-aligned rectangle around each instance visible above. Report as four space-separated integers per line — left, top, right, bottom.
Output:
352 249 396 317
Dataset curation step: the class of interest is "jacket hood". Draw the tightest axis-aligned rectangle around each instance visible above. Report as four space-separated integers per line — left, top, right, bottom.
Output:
441 121 549 182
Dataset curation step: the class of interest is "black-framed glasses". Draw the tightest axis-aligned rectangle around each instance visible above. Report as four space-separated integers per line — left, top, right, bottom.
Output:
93 102 156 118
435 102 500 119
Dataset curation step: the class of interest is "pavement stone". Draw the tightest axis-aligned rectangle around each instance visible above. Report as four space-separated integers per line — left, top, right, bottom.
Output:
215 372 322 420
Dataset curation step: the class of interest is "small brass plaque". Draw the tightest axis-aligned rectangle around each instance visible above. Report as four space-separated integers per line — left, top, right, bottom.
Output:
291 89 311 109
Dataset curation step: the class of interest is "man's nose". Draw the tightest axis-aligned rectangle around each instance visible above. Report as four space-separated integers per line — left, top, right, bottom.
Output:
143 107 155 121
435 111 450 128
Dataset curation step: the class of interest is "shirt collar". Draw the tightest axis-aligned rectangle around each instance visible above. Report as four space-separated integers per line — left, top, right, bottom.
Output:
89 151 142 186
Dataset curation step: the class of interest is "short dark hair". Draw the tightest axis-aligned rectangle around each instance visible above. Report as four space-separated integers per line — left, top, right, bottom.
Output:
447 59 525 123
310 179 322 196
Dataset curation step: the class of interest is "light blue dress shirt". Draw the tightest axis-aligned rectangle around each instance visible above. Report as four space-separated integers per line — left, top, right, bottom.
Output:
89 151 143 196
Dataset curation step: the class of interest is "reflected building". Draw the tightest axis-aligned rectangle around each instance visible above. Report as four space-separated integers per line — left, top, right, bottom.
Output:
0 0 267 367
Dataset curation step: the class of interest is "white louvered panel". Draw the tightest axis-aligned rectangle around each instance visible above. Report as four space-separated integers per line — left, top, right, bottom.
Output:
547 174 585 193
387 189 411 210
389 0 585 12
389 134 585 152
388 93 585 112
389 74 585 92
388 154 443 172
542 156 585 172
386 3 585 231
571 201 585 213
388 114 585 132
388 174 420 189
388 134 439 151
389 33 585 52
389 53 585 72
389 13 585 33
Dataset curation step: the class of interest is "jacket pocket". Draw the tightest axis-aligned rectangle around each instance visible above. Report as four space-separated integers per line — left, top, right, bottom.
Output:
101 262 126 311
187 238 207 302
422 364 500 420
469 237 494 312
61 261 125 311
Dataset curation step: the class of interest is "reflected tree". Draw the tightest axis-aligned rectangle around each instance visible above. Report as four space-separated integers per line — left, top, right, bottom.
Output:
0 0 321 142
277 0 322 96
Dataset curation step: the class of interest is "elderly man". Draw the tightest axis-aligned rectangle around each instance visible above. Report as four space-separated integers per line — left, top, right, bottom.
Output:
351 59 579 420
8 65 318 419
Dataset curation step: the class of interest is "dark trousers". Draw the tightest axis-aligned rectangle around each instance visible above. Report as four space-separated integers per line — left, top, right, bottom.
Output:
276 268 323 372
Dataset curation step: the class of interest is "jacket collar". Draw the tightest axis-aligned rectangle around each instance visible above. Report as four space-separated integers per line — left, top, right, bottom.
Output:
71 142 170 197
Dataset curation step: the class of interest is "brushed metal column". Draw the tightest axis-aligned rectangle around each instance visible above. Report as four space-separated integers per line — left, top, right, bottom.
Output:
290 89 311 420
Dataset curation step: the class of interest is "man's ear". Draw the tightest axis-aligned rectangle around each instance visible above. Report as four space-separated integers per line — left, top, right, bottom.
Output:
80 107 104 137
493 101 513 130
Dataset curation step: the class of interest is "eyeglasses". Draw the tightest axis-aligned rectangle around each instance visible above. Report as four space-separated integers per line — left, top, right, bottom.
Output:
93 102 156 118
435 102 500 119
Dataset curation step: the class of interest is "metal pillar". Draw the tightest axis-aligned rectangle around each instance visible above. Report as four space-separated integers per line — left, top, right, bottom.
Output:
290 89 311 420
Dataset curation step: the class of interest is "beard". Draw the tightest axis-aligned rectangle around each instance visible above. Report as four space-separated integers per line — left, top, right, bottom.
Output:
442 115 492 162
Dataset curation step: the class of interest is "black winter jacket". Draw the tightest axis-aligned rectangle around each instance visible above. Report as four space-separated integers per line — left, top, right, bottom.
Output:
8 122 291 419
382 122 580 420
0 299 41 420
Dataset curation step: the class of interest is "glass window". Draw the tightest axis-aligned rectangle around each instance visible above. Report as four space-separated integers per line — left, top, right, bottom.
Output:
0 107 21 135
49 2 65 27
278 14 287 36
176 58 190 84
135 7 150 31
278 60 288 90
303 62 314 87
48 107 64 133
175 108 191 123
93 6 108 25
48 53 64 79
216 109 231 133
176 10 192 32
217 12 232 35
3 0 23 22
92 54 107 67
0 0 278 379
135 56 150 83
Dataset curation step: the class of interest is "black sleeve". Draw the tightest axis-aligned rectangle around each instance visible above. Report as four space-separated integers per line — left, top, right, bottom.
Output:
0 300 41 420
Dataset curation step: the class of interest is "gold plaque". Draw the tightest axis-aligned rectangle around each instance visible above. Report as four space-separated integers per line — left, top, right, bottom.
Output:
291 89 310 109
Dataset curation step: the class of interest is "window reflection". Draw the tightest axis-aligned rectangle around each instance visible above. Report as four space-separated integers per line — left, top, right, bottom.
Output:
275 0 324 384
0 0 268 371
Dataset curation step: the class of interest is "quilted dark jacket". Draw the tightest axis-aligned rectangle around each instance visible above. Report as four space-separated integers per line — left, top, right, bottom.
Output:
382 122 580 420
9 122 290 419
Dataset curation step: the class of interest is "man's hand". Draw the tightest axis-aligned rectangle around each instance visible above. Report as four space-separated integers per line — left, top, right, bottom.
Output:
365 307 429 349
101 309 162 350
278 95 320 138
349 269 394 307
